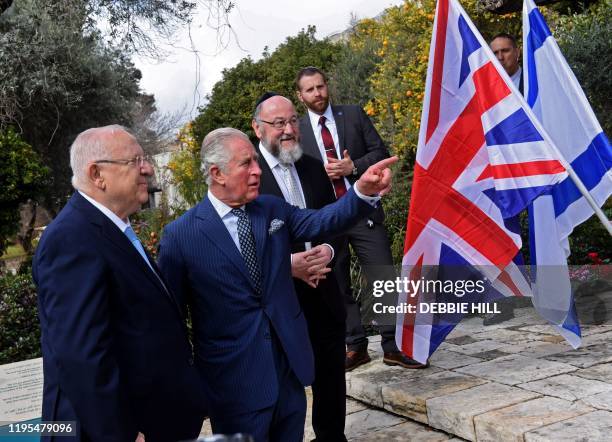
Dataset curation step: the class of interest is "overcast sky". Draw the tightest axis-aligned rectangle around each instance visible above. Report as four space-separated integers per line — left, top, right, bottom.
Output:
133 0 403 122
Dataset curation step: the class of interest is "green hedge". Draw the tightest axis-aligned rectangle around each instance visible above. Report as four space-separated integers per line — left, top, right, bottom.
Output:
0 272 41 364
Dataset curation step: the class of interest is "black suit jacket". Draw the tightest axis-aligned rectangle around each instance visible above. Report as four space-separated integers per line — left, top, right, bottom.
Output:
33 192 205 442
299 104 390 223
257 149 346 320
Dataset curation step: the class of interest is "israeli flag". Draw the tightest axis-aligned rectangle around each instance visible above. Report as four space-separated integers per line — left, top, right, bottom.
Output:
523 0 612 347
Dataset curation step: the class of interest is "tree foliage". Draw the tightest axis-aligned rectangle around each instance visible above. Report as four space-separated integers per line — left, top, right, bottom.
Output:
192 26 341 145
168 122 207 209
0 128 48 256
0 0 142 212
0 272 41 364
554 0 611 134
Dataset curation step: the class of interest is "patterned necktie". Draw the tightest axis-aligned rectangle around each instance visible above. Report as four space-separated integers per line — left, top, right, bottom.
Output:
280 165 306 209
319 115 347 199
231 208 262 294
124 226 154 271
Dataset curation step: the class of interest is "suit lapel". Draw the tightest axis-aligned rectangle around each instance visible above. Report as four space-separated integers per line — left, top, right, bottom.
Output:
71 193 183 314
295 159 315 208
196 197 249 275
299 116 323 162
257 149 284 198
245 201 266 271
333 105 346 151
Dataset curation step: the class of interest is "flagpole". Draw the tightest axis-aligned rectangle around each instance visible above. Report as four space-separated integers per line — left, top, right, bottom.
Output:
563 166 612 235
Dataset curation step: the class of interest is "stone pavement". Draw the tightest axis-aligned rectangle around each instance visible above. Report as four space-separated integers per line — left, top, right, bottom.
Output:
344 305 612 441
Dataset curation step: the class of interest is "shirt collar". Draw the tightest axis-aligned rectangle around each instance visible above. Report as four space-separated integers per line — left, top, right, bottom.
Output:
307 103 334 127
259 142 281 171
78 190 130 232
207 190 244 218
511 66 522 86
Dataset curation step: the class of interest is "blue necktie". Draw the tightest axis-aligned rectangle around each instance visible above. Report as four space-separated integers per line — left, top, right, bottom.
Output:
124 226 154 271
231 209 262 295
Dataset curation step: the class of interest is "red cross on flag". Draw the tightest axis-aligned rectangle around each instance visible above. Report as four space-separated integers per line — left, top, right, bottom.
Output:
397 0 567 363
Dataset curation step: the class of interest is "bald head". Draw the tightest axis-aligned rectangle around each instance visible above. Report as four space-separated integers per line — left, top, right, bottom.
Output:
69 124 153 220
70 125 133 190
252 95 302 166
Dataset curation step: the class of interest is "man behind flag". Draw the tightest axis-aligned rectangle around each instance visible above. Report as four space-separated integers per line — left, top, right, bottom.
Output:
396 0 570 364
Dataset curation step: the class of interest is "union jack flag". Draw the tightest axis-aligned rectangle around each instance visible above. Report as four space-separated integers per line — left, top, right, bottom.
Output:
397 0 568 363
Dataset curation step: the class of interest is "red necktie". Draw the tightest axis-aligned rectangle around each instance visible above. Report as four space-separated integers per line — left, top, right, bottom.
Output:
319 116 347 199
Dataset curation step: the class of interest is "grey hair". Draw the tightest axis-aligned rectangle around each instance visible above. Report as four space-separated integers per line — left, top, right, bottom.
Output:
70 124 130 190
201 127 252 185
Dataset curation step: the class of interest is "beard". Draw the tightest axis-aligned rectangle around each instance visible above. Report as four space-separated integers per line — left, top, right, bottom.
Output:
263 136 303 166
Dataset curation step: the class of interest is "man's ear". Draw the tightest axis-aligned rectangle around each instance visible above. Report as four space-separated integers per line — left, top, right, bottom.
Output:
87 163 106 190
296 89 304 104
209 164 225 186
252 119 263 139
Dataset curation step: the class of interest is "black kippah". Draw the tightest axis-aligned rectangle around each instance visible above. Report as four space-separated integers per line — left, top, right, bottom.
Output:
255 91 279 110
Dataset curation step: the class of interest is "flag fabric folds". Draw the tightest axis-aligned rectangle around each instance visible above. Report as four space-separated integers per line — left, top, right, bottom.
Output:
397 0 569 363
524 0 611 348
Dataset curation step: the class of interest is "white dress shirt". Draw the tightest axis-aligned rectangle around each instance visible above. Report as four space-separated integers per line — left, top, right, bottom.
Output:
511 66 522 91
79 190 130 232
207 190 244 253
306 104 352 190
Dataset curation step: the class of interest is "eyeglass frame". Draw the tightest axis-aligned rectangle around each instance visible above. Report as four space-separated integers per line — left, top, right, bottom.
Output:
94 155 153 168
257 116 300 130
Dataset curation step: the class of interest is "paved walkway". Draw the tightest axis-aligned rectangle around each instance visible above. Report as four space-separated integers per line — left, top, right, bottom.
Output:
344 304 612 441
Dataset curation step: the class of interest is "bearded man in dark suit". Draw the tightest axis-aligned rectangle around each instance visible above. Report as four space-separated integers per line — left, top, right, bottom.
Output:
296 66 428 371
253 92 348 441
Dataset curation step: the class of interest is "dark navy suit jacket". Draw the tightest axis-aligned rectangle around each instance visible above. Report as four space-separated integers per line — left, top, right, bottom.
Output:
33 192 205 442
157 188 374 416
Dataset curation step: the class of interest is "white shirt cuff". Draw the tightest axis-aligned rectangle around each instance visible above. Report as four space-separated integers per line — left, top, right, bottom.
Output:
353 183 381 207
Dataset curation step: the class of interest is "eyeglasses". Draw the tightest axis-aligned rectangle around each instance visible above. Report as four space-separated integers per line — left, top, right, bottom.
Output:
258 116 299 130
94 155 153 167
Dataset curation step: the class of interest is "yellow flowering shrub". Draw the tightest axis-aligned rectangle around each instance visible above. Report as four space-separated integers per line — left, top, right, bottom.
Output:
167 122 206 209
350 0 522 160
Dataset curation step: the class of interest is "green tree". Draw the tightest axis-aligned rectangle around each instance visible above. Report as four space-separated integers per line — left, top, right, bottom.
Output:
328 27 381 108
192 26 341 145
555 0 611 134
0 0 142 213
0 128 48 256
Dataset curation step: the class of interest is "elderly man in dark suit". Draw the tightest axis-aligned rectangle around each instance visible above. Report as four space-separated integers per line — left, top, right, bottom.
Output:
253 92 348 441
296 66 427 370
157 127 397 442
33 125 205 442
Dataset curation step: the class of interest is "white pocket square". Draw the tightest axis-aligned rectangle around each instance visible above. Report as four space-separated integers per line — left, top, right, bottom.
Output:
268 219 284 234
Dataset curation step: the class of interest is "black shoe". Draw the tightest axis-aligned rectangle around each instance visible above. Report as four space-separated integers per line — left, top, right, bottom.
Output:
383 352 429 369
345 350 371 372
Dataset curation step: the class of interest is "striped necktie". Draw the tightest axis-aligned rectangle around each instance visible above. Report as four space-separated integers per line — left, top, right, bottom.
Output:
319 115 347 198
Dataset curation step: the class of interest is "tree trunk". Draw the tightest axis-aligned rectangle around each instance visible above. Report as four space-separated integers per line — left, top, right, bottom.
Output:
18 201 38 255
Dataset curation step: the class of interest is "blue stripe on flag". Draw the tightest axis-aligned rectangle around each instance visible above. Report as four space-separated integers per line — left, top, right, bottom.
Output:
457 15 480 88
549 132 611 216
561 300 581 338
485 108 543 146
526 8 552 107
484 185 554 218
